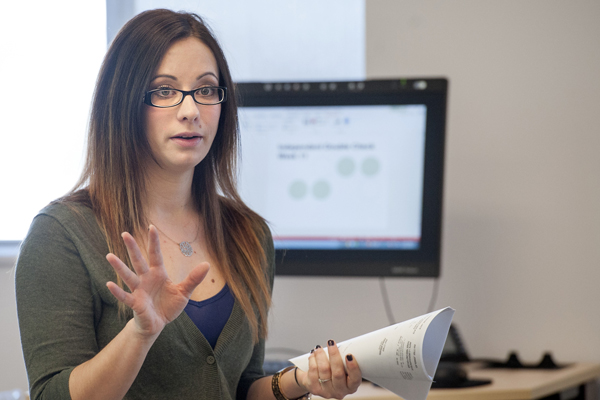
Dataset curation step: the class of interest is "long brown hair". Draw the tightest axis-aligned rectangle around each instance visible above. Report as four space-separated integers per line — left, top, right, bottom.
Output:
66 9 271 342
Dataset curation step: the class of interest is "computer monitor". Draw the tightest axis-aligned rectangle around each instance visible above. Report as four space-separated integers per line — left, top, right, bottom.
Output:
236 78 447 277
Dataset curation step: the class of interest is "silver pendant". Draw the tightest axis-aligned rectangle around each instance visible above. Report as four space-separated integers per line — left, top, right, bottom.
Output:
179 241 193 257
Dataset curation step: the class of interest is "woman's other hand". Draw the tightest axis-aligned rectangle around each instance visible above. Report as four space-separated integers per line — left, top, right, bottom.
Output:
300 340 362 399
105 225 210 337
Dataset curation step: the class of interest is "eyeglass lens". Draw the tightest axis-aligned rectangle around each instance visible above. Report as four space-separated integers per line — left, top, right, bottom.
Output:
150 87 224 107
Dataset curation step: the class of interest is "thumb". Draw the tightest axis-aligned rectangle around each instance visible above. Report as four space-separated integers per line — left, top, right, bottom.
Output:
178 262 210 297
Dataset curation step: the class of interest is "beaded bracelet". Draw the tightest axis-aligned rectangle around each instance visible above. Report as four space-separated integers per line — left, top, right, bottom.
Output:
271 366 311 400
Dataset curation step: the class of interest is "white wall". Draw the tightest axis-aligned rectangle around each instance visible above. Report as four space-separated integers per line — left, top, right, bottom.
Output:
2 0 600 393
267 0 600 366
0 264 26 392
0 1 106 242
0 0 105 391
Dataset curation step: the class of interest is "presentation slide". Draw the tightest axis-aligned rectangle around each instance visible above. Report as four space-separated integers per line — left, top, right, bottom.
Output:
238 104 427 250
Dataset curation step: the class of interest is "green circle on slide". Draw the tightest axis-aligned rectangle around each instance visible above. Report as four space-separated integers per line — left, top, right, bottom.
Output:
312 180 331 199
289 180 308 199
337 157 355 176
362 157 380 176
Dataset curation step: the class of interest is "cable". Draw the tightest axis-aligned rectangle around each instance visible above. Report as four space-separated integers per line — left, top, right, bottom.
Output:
379 276 441 326
379 277 396 325
427 277 440 313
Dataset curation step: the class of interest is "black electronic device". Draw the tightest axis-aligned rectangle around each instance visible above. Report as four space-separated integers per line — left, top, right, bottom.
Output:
485 351 565 370
236 78 448 277
439 324 470 363
432 362 469 388
433 325 492 389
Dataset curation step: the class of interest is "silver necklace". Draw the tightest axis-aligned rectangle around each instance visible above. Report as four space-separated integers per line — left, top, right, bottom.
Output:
151 221 200 257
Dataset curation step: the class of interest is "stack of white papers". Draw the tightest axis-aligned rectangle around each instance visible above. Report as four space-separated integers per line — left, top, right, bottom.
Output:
290 307 455 400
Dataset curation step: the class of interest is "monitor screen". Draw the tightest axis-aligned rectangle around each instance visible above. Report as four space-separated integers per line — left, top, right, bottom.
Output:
237 79 447 277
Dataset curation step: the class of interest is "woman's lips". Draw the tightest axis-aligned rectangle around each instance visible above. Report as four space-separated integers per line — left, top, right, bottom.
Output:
171 133 203 147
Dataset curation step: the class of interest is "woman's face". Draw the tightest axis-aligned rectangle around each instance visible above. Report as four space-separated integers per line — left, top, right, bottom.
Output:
144 37 221 175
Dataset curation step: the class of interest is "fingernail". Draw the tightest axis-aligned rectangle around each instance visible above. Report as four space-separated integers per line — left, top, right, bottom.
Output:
310 349 315 354
315 345 321 349
346 354 353 362
328 340 334 346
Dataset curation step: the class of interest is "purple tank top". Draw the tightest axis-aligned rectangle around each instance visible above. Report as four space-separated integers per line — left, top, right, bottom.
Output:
183 284 234 348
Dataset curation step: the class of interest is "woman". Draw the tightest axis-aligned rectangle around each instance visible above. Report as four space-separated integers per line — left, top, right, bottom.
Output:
15 8 361 400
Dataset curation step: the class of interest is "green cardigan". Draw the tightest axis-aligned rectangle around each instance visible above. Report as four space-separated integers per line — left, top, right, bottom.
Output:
15 202 274 400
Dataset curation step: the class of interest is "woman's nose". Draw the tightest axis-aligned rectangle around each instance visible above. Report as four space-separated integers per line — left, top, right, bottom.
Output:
177 93 200 121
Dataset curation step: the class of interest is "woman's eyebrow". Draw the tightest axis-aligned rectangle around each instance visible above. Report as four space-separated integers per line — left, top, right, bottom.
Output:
150 74 177 82
150 72 218 82
197 72 219 81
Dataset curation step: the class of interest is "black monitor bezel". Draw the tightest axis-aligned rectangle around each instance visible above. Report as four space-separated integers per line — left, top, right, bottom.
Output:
236 78 447 277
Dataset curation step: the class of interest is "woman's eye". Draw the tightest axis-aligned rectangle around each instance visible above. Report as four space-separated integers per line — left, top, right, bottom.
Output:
197 87 214 96
156 89 177 98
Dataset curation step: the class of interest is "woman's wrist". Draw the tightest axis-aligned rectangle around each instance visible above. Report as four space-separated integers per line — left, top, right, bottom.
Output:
293 367 307 393
126 318 161 345
274 366 310 400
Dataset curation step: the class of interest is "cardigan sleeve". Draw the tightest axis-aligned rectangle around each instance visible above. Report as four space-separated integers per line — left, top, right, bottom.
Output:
236 337 267 400
15 212 100 400
236 221 276 400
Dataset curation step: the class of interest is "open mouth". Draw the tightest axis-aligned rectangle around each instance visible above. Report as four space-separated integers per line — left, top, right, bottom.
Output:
172 134 202 140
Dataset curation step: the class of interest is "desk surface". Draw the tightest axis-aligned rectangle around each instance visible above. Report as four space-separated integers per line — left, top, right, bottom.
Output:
315 362 600 400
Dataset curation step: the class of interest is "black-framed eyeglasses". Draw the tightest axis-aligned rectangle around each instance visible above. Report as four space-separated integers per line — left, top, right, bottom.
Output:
143 86 227 108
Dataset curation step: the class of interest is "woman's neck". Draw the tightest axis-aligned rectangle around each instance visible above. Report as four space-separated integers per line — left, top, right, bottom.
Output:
143 166 197 224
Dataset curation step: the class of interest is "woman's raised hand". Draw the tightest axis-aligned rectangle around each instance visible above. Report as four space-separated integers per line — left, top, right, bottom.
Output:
300 340 362 399
105 225 210 338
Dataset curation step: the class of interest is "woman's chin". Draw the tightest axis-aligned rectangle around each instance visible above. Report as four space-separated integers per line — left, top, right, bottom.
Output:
147 157 204 177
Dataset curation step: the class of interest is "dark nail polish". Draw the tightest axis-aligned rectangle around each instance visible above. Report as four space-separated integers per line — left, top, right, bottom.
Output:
315 345 321 349
346 354 353 362
328 340 334 346
310 349 315 354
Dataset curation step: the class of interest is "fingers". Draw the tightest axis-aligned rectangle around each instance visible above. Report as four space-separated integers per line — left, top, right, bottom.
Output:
116 227 166 276
327 340 347 389
307 349 320 390
344 354 362 392
314 345 332 385
305 341 362 399
121 231 149 275
106 253 140 291
178 262 211 298
108 228 208 302
309 344 338 398
146 225 164 269
106 253 141 308
106 281 136 308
